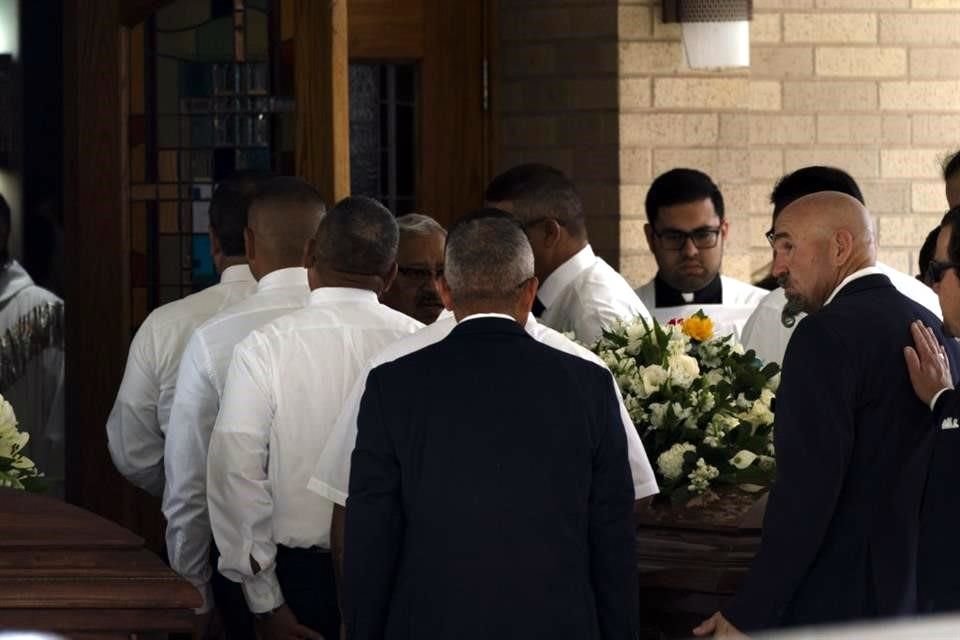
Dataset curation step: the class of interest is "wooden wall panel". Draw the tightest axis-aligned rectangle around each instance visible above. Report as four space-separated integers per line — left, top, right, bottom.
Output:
348 0 424 59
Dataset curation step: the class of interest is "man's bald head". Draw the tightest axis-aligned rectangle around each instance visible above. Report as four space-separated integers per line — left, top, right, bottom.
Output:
245 176 326 279
769 191 877 314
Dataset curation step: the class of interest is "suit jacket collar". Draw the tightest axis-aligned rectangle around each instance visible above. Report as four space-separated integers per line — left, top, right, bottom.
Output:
449 316 528 339
829 273 893 304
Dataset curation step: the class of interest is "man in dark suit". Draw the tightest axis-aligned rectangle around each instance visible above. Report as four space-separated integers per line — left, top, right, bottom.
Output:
342 210 638 640
902 204 960 613
696 191 945 637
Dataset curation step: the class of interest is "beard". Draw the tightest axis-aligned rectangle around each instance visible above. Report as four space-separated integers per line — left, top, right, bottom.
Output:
777 274 809 319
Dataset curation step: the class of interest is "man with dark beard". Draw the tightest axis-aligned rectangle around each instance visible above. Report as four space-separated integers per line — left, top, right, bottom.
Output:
740 166 940 365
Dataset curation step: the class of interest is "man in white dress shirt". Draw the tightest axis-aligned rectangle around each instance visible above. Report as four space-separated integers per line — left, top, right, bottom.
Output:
207 196 421 640
380 213 446 324
635 169 766 337
308 209 658 620
107 173 264 496
741 166 941 365
484 163 650 345
163 176 323 636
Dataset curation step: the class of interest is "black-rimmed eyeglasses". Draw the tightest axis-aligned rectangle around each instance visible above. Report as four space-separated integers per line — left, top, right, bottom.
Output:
926 259 960 284
653 227 722 251
398 266 443 282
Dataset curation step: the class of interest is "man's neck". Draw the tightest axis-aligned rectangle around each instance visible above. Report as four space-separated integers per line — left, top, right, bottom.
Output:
541 239 589 282
310 266 385 295
217 256 247 274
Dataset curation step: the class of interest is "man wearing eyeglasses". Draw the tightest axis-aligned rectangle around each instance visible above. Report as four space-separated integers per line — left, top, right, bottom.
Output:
483 163 650 345
380 213 446 324
902 204 960 615
636 169 766 335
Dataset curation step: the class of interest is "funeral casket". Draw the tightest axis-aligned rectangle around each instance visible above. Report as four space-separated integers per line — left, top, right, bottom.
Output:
636 491 767 640
0 487 201 635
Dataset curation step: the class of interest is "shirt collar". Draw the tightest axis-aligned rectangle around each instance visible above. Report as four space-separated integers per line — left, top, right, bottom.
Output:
458 312 518 324
824 265 884 307
220 264 254 284
308 287 379 306
256 267 309 293
538 244 595 308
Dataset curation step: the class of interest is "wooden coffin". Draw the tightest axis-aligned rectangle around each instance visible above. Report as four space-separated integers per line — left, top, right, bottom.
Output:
636 491 768 640
0 487 201 636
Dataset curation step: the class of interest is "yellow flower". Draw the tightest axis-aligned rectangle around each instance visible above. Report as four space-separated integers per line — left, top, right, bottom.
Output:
681 314 714 342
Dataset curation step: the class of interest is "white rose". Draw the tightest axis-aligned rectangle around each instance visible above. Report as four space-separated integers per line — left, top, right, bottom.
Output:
639 365 668 397
667 354 700 388
703 369 726 387
657 442 697 480
649 402 668 429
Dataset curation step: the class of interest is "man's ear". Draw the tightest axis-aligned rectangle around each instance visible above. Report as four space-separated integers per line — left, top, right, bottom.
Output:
719 218 730 242
208 227 224 273
382 261 399 294
643 223 655 252
437 275 455 310
519 275 539 312
243 227 256 263
542 219 563 249
302 237 316 269
834 229 854 264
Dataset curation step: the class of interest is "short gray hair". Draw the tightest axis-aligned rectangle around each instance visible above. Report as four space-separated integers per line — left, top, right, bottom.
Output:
396 213 446 237
312 196 399 275
444 210 534 302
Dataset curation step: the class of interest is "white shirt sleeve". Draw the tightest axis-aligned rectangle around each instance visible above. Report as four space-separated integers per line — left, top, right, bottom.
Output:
306 366 369 506
162 334 219 614
609 376 659 500
740 301 792 366
106 324 166 497
207 335 284 614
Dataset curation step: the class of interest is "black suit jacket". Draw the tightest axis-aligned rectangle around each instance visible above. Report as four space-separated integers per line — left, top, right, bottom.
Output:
724 274 944 631
919 348 960 613
343 317 637 640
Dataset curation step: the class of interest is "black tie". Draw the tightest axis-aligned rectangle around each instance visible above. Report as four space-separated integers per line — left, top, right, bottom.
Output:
532 296 546 317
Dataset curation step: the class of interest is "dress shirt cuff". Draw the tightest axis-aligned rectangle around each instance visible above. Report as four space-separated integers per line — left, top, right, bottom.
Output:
306 476 348 507
242 565 285 614
930 387 952 412
192 580 214 615
633 479 660 501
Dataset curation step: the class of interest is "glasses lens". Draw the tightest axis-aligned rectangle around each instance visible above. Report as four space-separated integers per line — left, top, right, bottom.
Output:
692 229 720 249
659 231 687 250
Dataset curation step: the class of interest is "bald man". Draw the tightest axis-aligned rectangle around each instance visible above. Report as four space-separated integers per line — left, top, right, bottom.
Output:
695 192 947 636
163 177 324 636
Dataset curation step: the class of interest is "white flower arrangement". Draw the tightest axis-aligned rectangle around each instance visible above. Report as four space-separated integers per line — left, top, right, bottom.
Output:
0 394 45 492
592 311 780 505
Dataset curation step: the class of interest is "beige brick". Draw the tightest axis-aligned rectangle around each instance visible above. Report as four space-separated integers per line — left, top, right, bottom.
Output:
817 0 907 6
876 248 910 273
880 13 960 44
783 81 877 111
883 116 912 145
651 6 681 39
912 0 960 7
619 77 652 110
751 13 782 43
620 184 649 217
750 248 775 278
619 113 719 146
815 47 906 77
750 149 785 179
566 78 618 111
653 78 748 109
751 46 814 77
620 148 652 184
619 42 683 74
750 115 816 144
914 115 960 145
755 0 815 9
501 44 556 78
880 149 944 178
653 149 721 178
723 184 753 220
879 215 943 245
784 13 876 43
817 115 880 144
618 5 652 39
859 181 911 214
560 112 619 146
912 182 949 212
750 215 776 248
719 114 750 145
619 218 650 255
785 148 879 178
880 81 960 111
619 253 659 288
749 81 782 111
909 48 960 79
750 184 776 214
723 253 755 284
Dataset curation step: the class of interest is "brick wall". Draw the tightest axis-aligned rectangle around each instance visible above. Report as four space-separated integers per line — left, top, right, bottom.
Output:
497 0 960 286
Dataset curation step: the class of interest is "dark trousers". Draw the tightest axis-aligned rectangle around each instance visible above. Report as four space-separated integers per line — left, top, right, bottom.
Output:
276 545 341 639
210 542 257 640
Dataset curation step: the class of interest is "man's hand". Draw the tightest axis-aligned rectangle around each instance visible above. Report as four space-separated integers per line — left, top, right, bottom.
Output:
193 606 224 640
693 612 749 639
255 604 325 640
904 320 953 407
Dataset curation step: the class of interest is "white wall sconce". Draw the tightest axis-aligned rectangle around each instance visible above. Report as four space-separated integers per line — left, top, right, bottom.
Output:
662 0 752 69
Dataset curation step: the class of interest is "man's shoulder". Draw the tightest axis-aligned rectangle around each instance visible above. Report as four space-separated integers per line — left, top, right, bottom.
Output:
142 281 251 334
720 275 768 305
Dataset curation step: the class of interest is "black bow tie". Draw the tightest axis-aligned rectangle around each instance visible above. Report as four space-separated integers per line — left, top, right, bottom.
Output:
532 297 546 317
